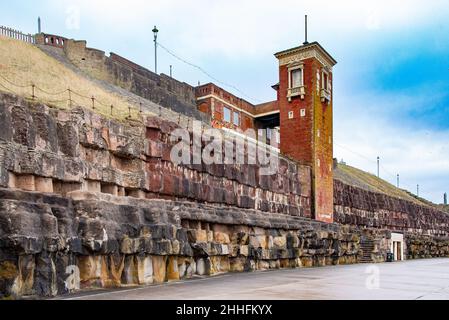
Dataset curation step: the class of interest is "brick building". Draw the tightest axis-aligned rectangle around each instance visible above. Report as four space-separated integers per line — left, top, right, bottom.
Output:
195 41 337 223
195 83 280 147
34 32 336 223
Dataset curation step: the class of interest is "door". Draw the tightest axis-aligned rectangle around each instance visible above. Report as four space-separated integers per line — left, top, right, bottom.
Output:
396 242 402 261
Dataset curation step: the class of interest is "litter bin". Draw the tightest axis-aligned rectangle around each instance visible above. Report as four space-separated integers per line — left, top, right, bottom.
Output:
386 253 394 262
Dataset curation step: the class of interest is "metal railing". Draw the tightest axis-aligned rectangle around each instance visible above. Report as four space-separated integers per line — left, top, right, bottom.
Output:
0 25 35 44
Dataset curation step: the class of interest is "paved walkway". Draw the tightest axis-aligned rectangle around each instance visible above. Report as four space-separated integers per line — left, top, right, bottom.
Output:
62 258 449 300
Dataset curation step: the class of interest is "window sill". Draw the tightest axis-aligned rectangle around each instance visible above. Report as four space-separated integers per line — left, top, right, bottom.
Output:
287 86 305 101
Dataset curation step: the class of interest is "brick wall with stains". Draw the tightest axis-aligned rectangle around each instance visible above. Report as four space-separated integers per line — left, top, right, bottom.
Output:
0 93 312 217
277 56 334 223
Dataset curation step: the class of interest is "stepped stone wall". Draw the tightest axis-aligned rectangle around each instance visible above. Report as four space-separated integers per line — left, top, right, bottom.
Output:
333 180 449 236
0 92 448 299
0 188 368 298
0 93 311 216
406 235 449 259
333 179 449 259
59 39 209 122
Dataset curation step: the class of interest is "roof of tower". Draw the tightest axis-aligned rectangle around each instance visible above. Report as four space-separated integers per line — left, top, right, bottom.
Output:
274 41 337 67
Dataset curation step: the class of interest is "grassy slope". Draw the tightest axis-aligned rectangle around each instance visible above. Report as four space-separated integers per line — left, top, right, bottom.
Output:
0 36 147 121
334 162 433 207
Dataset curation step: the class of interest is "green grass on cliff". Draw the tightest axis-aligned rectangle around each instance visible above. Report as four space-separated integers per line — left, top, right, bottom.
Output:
0 36 149 121
334 162 431 206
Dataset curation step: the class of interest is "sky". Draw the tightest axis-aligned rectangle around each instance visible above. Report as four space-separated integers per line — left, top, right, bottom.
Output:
1 0 449 203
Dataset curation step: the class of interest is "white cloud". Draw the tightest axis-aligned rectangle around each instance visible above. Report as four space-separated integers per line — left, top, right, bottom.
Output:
365 10 381 30
47 0 449 59
334 89 449 203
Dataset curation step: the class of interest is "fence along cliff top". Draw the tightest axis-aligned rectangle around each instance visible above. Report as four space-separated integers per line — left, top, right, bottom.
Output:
0 25 35 44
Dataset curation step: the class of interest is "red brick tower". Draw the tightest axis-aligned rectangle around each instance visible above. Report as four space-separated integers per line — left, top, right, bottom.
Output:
275 42 337 223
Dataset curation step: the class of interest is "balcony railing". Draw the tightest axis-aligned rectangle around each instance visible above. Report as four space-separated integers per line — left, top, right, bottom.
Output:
287 86 305 101
320 88 331 103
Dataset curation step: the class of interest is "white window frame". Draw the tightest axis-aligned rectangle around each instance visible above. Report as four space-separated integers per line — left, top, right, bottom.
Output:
288 64 304 89
320 68 332 103
316 70 321 94
287 63 305 101
233 111 240 126
223 106 231 123
322 69 330 91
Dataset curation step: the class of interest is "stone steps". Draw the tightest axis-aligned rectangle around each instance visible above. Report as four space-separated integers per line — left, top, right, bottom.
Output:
359 240 375 263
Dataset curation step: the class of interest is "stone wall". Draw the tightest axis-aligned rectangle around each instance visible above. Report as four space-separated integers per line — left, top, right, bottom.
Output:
0 93 311 217
406 235 449 259
333 180 449 236
0 188 366 298
1 92 448 299
61 39 208 122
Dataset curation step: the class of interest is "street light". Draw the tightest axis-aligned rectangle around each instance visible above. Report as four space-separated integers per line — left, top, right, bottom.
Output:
152 26 159 74
377 156 380 178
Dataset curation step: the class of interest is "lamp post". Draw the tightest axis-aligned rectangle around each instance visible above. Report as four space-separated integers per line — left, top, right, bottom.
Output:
377 156 380 178
152 26 159 74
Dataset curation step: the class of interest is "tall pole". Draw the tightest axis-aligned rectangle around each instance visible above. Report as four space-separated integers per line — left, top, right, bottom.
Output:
397 174 400 188
152 26 159 74
303 15 309 45
377 156 380 178
38 17 41 33
170 65 173 78
417 184 419 197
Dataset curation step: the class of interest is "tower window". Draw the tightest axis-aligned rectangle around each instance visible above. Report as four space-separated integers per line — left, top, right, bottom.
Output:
287 64 305 101
291 68 303 88
321 69 332 103
288 111 294 119
223 106 231 123
323 72 329 90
